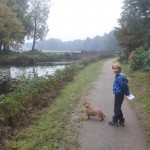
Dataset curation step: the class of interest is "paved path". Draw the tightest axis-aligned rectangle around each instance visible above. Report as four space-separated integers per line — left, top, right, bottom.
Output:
77 59 149 150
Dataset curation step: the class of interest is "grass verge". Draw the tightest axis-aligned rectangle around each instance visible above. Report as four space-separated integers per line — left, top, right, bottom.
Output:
122 64 150 143
7 60 105 150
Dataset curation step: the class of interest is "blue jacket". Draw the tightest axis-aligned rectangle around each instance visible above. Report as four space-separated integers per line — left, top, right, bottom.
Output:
113 74 129 96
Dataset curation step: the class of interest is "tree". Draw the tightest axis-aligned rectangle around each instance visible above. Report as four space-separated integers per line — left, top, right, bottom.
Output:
28 0 50 50
0 3 25 53
115 0 150 53
1 0 33 43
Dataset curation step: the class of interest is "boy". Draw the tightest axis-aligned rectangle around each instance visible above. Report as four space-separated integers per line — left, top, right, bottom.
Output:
108 63 130 126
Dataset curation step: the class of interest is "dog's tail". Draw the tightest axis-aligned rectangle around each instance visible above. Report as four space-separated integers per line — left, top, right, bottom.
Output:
103 113 106 118
100 111 105 118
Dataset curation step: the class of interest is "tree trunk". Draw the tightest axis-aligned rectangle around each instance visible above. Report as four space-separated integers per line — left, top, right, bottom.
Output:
3 44 10 54
7 46 9 51
0 42 2 54
32 17 37 51
32 38 36 51
3 44 7 54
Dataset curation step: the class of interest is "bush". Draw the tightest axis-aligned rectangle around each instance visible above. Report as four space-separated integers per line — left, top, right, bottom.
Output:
0 56 99 128
14 55 35 66
0 57 15 66
130 48 150 71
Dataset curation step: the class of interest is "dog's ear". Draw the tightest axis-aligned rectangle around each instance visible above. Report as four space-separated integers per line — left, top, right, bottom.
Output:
86 102 90 105
85 103 90 108
83 101 88 105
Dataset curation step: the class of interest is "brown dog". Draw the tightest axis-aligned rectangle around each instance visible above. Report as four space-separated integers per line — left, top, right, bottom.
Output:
83 101 105 121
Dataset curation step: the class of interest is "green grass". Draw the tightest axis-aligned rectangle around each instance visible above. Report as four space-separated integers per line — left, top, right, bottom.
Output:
8 60 105 150
122 64 150 143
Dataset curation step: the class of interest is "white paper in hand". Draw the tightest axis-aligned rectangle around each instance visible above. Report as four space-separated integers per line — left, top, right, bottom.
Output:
127 94 135 100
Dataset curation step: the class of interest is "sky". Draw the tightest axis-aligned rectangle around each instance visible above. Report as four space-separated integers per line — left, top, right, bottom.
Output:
46 0 124 41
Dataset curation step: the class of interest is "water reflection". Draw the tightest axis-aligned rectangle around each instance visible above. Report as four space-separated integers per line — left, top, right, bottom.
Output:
7 65 66 79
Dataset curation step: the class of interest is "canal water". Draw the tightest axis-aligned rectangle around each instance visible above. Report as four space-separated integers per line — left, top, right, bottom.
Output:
0 65 66 79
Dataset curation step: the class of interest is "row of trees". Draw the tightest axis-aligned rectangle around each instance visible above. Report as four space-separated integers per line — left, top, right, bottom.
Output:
0 0 50 53
24 31 123 51
115 0 150 55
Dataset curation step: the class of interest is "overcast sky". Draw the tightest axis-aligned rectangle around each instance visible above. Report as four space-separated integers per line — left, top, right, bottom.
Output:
46 0 124 41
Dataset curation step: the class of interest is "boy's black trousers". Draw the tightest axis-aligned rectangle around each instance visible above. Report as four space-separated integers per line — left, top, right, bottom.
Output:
113 94 124 123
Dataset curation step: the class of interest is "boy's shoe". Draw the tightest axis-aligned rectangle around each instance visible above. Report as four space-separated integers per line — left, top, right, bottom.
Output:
119 118 125 126
108 121 118 126
119 122 125 126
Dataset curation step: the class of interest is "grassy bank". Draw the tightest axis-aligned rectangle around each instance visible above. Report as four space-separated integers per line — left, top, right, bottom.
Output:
0 51 114 66
122 64 150 143
0 51 73 66
7 60 105 149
